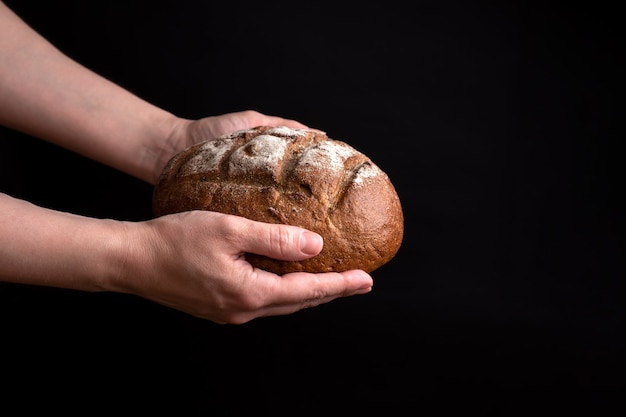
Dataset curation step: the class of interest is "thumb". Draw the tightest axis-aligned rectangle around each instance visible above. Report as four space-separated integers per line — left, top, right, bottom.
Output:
236 220 324 261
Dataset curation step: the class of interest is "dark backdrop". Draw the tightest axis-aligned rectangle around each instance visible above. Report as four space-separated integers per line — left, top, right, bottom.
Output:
1 1 624 415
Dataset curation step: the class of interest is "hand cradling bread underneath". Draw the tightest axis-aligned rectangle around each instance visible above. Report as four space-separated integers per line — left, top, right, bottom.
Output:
152 126 404 274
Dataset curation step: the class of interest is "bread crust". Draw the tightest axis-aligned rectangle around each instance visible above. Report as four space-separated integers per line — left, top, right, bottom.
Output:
152 126 403 274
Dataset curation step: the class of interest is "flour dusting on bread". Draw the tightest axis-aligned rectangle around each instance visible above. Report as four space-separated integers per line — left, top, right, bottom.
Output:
180 137 235 175
353 162 382 186
176 126 380 186
299 140 359 174
264 126 308 137
229 134 289 176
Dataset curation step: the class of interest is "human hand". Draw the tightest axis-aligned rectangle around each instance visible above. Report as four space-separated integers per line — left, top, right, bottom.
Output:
115 210 373 324
185 109 309 146
154 110 310 184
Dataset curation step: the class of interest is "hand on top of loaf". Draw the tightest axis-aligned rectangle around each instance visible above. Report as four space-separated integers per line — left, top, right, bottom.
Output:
151 110 310 185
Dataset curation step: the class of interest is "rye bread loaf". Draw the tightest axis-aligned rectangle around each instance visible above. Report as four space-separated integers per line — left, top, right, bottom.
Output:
152 126 404 274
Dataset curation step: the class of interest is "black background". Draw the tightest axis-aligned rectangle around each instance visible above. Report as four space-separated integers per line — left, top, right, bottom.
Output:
1 0 624 415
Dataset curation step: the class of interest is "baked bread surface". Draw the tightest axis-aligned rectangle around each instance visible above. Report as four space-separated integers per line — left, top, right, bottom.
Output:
152 126 404 274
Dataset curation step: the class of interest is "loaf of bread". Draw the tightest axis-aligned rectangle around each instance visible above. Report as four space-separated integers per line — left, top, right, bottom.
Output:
152 126 404 274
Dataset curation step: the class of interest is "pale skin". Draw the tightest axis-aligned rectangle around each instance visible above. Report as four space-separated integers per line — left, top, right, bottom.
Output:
0 2 373 324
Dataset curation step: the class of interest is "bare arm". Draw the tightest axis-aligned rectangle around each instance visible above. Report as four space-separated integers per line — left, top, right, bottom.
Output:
0 193 126 291
0 1 310 183
0 1 186 184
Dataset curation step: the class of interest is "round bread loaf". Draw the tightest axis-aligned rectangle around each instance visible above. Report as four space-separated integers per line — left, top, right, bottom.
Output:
152 126 404 274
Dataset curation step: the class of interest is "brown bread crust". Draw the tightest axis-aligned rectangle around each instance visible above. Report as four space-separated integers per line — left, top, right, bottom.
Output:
152 126 404 274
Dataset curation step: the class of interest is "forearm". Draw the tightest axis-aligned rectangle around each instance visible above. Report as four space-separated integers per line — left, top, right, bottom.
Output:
0 193 128 291
0 2 188 184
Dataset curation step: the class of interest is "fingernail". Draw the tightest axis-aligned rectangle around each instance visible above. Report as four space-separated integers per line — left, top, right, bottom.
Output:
300 231 323 255
354 271 374 290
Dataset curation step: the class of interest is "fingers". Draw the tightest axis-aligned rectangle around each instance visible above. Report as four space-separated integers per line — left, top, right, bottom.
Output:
147 211 374 325
247 269 374 321
249 112 325 134
274 269 374 304
223 215 324 261
189 111 321 152
218 216 376 319
239 110 309 129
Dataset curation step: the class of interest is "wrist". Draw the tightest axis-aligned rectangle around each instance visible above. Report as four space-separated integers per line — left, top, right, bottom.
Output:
147 115 194 185
104 220 162 297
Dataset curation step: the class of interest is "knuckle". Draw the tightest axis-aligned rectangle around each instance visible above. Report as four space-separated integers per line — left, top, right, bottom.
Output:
236 292 264 312
269 226 293 258
301 277 330 307
214 214 244 242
